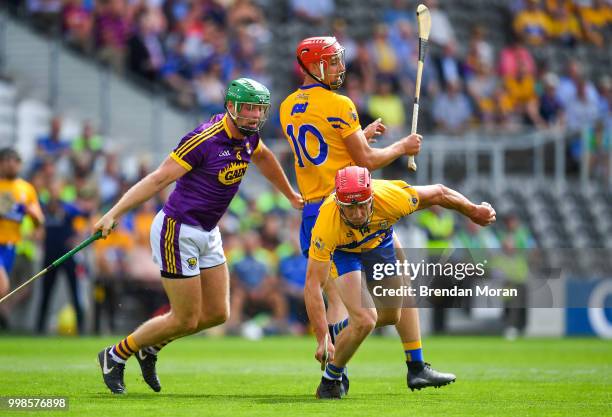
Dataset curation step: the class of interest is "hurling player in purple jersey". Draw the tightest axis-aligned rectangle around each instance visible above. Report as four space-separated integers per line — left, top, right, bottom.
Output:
94 78 303 395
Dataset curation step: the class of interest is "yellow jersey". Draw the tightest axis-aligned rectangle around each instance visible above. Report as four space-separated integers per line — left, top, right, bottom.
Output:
280 84 361 201
0 178 40 245
309 179 419 261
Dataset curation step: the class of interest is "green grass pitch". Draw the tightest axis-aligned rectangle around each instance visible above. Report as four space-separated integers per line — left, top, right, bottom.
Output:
0 336 610 416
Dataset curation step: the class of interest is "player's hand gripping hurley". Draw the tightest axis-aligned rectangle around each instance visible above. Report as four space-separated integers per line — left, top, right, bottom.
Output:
407 4 431 171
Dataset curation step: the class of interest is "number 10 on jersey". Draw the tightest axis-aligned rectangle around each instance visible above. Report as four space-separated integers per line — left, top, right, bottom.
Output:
286 124 328 167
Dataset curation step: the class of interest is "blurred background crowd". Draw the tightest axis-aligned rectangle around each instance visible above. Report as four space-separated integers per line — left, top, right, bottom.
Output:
0 0 611 337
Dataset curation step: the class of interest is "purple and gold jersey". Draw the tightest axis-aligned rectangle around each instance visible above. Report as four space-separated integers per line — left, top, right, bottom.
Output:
164 113 262 231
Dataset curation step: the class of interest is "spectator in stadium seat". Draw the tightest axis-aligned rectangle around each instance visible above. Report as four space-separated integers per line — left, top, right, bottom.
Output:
194 61 226 116
37 180 87 334
556 60 599 110
432 41 464 90
577 0 610 47
94 0 131 73
503 61 546 127
98 153 123 210
464 26 495 77
513 0 551 46
467 61 498 128
160 37 196 108
498 35 536 79
367 76 406 135
425 0 456 48
228 232 288 333
539 72 564 126
70 121 104 176
127 10 166 81
290 0 334 26
34 117 71 171
432 80 473 134
548 4 582 47
61 0 94 53
564 79 600 133
368 24 399 78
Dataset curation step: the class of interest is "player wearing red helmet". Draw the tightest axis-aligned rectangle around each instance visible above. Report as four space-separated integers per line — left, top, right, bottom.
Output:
281 35 454 397
295 36 346 90
305 167 496 399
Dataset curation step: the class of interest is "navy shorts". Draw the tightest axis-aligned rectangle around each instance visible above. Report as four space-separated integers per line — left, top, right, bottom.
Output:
300 200 324 257
332 231 396 281
0 244 16 275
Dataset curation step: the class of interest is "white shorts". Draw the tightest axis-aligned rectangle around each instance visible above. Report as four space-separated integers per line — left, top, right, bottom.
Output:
150 210 226 278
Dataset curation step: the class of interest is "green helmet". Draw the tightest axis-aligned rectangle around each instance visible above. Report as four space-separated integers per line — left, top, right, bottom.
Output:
225 78 271 136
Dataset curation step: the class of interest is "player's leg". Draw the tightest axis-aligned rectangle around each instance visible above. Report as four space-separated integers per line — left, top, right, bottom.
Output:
135 224 230 392
99 212 204 394
98 274 202 394
317 268 376 399
392 233 456 391
300 206 349 342
137 262 230 392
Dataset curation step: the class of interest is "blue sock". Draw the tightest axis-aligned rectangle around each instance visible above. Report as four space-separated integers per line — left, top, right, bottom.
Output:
404 340 424 363
323 363 345 381
332 318 349 338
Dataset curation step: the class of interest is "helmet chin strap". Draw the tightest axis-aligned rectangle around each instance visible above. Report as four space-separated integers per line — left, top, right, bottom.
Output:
297 57 327 86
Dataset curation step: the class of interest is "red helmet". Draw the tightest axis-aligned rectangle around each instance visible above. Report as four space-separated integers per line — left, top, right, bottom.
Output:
296 36 346 89
335 166 372 205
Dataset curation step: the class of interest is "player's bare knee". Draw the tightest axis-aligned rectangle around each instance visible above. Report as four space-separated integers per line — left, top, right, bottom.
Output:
377 309 401 326
169 312 199 335
352 311 377 336
205 305 229 327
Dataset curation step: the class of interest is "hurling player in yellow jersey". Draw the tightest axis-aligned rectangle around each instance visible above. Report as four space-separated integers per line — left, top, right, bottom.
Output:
0 148 44 325
307 167 496 398
280 36 457 394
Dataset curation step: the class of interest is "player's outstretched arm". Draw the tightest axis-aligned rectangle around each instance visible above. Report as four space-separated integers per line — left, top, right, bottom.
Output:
413 184 497 226
344 129 422 171
304 259 335 364
95 156 188 236
251 142 304 210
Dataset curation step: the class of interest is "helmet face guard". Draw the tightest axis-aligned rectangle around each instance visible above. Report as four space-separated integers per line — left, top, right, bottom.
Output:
227 101 270 136
335 196 374 229
319 48 346 90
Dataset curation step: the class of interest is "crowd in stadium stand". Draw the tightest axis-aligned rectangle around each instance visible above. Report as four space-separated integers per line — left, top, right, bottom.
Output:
5 0 610 138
